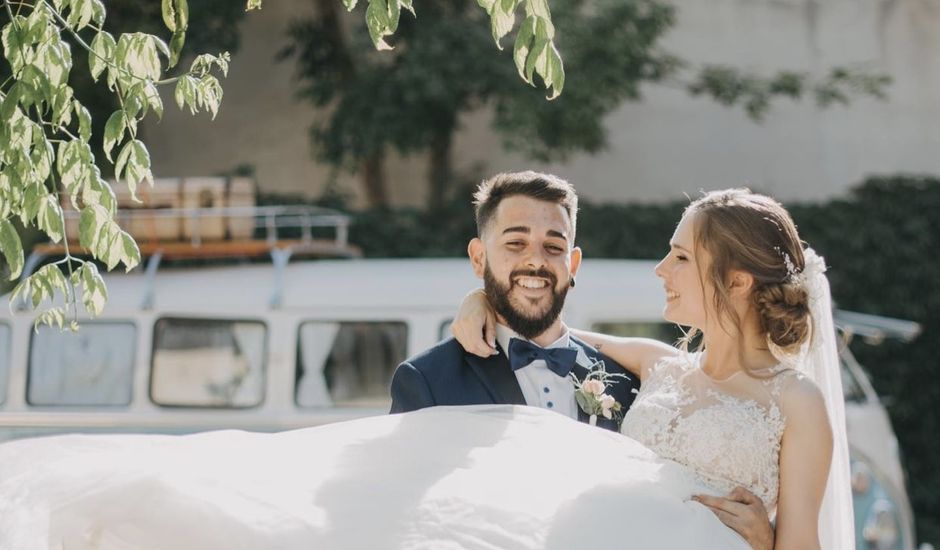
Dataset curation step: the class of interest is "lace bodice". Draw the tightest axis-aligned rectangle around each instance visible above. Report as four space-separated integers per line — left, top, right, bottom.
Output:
620 353 802 513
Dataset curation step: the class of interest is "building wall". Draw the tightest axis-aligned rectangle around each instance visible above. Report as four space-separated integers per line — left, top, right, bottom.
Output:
142 0 940 207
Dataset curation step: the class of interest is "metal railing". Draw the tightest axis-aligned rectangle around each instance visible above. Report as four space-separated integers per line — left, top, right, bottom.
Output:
63 205 351 248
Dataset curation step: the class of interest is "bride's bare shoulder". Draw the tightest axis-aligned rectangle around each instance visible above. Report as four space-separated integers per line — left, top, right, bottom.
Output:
778 375 828 425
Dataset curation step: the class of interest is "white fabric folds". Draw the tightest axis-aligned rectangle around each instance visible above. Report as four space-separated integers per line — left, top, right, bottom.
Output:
0 405 749 550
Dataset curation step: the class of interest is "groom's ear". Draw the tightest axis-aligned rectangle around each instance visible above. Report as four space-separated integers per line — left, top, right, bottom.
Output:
569 246 583 280
468 238 486 279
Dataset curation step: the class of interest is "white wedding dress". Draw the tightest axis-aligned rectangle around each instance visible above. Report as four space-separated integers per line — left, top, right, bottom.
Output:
622 352 802 515
0 401 757 550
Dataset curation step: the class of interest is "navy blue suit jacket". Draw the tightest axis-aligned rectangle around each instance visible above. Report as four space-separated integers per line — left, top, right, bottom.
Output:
389 336 641 432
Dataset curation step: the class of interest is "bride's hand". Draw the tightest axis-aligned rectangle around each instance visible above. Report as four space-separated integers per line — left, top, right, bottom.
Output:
451 289 498 358
692 487 773 550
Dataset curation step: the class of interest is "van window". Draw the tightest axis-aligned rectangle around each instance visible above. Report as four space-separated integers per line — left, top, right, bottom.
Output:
151 318 266 408
28 322 136 406
0 323 9 404
296 321 407 408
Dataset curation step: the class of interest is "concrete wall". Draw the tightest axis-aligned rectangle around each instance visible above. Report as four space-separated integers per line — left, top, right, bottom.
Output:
142 0 940 207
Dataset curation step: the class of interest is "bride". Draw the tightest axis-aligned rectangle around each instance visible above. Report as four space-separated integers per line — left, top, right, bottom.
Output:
450 188 854 549
0 187 852 550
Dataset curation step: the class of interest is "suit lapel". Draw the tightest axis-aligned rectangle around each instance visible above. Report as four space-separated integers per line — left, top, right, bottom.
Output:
465 346 526 406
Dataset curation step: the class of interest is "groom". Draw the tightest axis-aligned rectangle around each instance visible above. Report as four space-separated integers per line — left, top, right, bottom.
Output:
389 171 773 549
390 171 638 431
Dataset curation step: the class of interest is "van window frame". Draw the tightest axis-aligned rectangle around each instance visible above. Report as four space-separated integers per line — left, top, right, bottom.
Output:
0 321 10 406
149 316 269 410
26 319 138 407
294 318 409 409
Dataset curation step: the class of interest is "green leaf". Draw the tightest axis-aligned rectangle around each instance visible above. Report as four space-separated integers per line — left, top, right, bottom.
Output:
543 43 564 99
0 218 24 280
22 181 44 222
523 0 551 20
117 33 162 81
90 0 106 26
175 74 196 112
1 82 22 121
89 31 116 82
120 231 140 272
37 195 64 243
50 85 75 127
152 35 171 62
20 65 53 105
175 0 190 29
102 110 125 161
2 18 28 74
162 0 179 31
485 0 518 48
85 171 117 215
0 173 14 219
34 306 68 331
78 204 108 250
196 74 223 119
246 0 263 10
115 139 152 200
387 0 401 35
75 100 92 142
29 130 53 186
144 80 164 119
100 221 122 271
79 261 107 315
189 52 230 78
365 0 394 51
68 0 96 31
26 8 50 44
28 264 68 310
513 16 536 84
169 30 185 69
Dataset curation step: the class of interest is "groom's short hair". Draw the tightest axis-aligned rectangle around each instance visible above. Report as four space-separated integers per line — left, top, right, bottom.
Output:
472 171 578 241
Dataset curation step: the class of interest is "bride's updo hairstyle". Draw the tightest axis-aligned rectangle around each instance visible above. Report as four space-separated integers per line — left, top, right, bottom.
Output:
685 188 811 351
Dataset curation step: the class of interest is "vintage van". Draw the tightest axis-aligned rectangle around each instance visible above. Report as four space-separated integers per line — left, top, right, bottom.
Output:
0 222 924 549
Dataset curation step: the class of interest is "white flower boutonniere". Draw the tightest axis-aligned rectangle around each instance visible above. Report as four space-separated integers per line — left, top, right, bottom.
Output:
570 360 627 426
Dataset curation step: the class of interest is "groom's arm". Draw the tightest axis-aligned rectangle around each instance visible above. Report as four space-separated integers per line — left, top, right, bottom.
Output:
389 362 436 413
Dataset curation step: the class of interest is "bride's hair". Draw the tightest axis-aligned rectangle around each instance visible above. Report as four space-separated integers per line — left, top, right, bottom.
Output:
682 188 811 352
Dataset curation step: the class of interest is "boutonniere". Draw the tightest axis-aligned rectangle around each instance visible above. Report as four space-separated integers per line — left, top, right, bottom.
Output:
569 360 627 426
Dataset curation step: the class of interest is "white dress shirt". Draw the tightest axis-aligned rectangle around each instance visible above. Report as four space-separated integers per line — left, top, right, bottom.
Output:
496 324 586 420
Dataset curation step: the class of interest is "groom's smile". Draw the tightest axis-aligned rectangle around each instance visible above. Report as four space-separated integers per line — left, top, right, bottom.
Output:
469 195 582 343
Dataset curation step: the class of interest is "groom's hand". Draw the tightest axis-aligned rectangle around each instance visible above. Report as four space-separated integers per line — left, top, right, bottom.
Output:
693 487 774 550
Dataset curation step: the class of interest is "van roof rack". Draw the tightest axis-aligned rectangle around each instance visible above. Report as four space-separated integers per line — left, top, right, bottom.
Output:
31 205 361 263
19 205 362 312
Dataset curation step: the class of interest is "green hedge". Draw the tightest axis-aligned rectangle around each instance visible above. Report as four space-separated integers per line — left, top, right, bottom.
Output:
304 175 939 543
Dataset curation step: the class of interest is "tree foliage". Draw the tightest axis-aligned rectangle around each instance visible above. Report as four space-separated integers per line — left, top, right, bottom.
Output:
283 0 891 208
0 0 260 329
0 0 586 324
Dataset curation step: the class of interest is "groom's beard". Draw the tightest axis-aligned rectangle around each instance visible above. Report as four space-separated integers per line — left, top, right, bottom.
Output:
483 263 568 341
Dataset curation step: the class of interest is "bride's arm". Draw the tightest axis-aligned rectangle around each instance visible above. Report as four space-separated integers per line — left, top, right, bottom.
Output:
773 378 833 550
449 289 675 380
569 329 676 380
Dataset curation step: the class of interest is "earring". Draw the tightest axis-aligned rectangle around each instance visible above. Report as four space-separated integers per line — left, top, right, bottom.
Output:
569 276 576 288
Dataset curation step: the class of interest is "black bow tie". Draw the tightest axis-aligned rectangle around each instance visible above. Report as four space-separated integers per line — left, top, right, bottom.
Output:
507 337 579 378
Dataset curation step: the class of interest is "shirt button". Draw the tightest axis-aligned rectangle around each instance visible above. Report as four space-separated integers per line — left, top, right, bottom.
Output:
543 387 550 394
547 401 554 408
